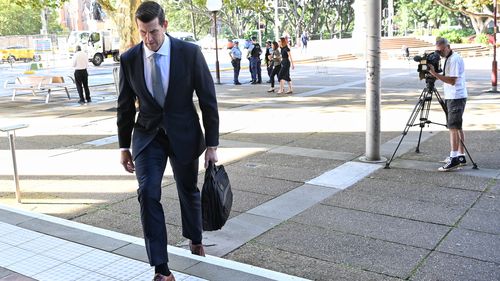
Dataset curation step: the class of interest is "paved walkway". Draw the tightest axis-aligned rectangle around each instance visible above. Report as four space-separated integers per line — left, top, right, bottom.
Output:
0 204 306 281
0 55 499 280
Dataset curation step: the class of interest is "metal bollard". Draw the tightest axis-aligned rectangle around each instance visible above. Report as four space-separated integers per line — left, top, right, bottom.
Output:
1 124 29 203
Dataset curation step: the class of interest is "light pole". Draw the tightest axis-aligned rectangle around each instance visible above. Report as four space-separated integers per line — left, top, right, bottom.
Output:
360 0 385 163
490 0 499 93
206 0 222 84
274 0 279 40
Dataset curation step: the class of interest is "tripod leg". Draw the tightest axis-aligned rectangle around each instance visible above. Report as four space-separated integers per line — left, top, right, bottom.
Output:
460 138 478 169
385 95 426 168
434 89 448 120
385 126 410 169
416 92 432 153
415 126 424 153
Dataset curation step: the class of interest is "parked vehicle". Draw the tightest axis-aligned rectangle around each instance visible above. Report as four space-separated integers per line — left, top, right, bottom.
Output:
68 30 120 66
198 35 228 50
169 32 201 48
0 46 41 64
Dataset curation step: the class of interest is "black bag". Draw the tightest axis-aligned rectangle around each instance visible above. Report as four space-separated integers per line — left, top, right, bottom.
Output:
201 162 233 231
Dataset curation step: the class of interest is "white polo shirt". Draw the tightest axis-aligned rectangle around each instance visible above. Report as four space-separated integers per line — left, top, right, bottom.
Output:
443 52 467 100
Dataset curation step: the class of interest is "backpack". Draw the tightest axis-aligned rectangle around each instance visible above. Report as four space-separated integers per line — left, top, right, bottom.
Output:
251 43 262 57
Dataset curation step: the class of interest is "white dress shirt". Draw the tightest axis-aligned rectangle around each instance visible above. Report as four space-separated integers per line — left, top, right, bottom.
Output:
143 36 171 98
73 51 88 70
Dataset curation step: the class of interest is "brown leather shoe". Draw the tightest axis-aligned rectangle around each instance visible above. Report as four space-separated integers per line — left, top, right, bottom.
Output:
153 273 176 281
189 241 206 257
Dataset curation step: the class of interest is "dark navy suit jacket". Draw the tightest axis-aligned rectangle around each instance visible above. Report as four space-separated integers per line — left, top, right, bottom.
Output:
117 35 219 164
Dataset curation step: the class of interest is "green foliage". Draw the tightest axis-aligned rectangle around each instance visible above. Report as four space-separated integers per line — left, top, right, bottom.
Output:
395 0 452 29
0 0 40 35
474 33 489 45
438 30 464 43
11 0 67 9
0 0 64 36
48 14 64 34
436 28 475 43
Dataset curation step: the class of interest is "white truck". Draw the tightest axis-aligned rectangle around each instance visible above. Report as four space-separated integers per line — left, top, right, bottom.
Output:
68 30 120 66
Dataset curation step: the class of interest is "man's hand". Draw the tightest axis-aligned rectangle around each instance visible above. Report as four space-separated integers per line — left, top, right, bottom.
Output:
428 64 437 77
428 64 457 85
204 147 218 168
120 150 135 173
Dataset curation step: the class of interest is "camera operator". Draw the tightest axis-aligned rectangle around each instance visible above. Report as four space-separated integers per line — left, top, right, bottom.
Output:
428 38 468 171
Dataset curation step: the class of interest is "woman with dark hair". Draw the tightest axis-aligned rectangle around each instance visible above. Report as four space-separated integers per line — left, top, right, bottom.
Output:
267 41 282 93
277 37 294 94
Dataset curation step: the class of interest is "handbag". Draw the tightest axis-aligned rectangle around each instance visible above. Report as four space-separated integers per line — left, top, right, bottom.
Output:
201 162 233 231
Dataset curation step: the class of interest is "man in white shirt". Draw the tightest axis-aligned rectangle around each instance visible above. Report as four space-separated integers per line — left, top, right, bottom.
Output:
72 46 91 104
429 38 468 171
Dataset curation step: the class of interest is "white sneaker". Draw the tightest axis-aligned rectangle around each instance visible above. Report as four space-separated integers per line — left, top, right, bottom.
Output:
440 155 467 166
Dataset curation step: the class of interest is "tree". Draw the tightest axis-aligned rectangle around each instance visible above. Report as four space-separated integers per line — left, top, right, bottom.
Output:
0 0 62 36
432 0 494 34
394 0 452 33
98 0 141 51
11 0 66 9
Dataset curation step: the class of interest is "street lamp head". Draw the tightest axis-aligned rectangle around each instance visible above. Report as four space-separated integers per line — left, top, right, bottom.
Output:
206 0 222 12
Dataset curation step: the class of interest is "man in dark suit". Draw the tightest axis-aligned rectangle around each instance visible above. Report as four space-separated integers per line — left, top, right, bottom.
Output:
117 2 219 281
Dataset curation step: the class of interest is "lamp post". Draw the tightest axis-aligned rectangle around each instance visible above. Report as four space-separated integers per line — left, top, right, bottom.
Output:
206 0 222 84
491 0 498 93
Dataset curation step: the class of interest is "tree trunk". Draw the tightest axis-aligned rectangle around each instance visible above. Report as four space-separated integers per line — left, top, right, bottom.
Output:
470 15 491 34
98 0 140 52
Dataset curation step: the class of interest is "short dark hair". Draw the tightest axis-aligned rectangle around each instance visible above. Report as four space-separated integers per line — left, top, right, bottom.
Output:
251 36 257 41
76 45 81 51
272 41 278 49
135 1 165 24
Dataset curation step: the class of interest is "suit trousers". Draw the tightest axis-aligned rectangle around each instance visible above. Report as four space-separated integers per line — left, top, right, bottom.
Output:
134 130 202 266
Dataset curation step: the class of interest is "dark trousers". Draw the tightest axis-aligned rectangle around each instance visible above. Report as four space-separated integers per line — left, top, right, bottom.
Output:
134 131 202 266
231 59 241 83
267 63 273 79
74 69 90 101
270 65 281 88
248 58 252 76
250 57 261 82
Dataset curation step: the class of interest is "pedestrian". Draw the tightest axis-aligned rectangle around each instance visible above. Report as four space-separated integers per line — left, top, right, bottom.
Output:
244 38 253 80
229 40 242 85
277 37 294 94
428 37 468 171
267 41 281 93
264 40 273 83
249 36 262 84
73 45 91 104
301 31 308 53
117 2 219 281
401 45 410 60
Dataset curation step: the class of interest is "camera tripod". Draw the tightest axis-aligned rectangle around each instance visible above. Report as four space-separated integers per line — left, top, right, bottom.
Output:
385 77 478 169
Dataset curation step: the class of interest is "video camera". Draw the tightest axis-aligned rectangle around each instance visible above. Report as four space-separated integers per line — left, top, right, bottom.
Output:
413 51 442 80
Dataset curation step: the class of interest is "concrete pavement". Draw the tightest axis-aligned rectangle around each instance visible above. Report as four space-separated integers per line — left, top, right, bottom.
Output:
0 54 499 280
